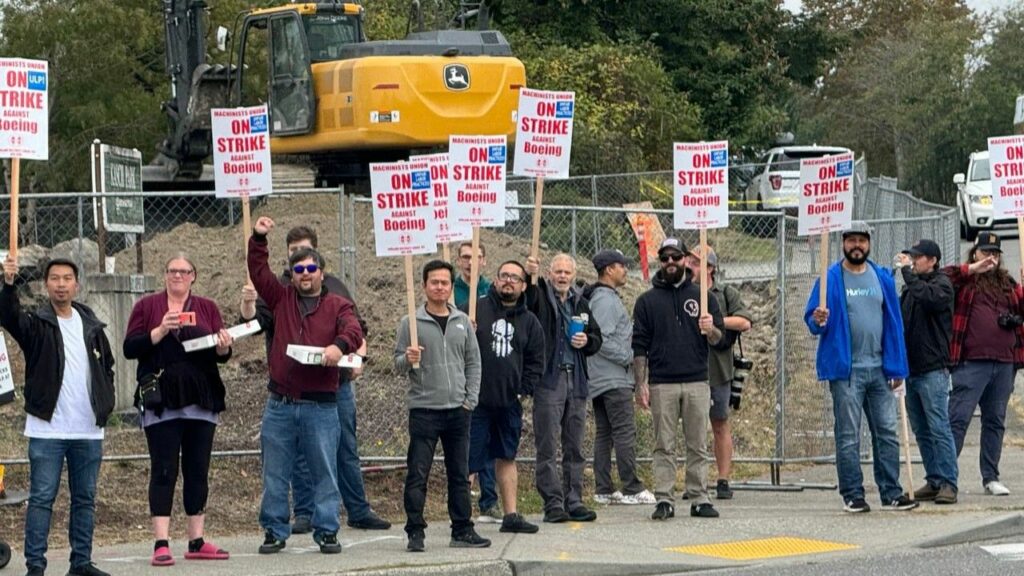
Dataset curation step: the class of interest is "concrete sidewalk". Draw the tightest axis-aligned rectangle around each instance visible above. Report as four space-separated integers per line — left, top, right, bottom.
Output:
8 441 1024 576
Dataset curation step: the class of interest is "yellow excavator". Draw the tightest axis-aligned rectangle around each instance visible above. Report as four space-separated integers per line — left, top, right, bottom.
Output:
146 1 526 188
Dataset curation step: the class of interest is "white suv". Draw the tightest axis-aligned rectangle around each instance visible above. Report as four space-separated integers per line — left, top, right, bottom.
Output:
745 145 852 211
954 150 1009 240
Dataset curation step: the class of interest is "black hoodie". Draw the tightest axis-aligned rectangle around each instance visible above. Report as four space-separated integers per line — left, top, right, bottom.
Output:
899 266 953 376
632 269 724 384
463 285 546 407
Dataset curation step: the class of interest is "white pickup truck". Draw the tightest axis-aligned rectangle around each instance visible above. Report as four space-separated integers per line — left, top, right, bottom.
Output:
954 150 1014 240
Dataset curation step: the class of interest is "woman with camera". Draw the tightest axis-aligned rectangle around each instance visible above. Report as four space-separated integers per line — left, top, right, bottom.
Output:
943 233 1022 497
124 255 233 566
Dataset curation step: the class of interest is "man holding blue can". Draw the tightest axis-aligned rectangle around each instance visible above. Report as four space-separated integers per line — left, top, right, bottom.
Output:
525 254 603 523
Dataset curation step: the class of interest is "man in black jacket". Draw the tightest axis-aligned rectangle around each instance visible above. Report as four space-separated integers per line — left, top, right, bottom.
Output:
895 239 958 504
633 238 724 521
524 254 602 523
1 256 115 576
239 225 389 534
465 260 546 534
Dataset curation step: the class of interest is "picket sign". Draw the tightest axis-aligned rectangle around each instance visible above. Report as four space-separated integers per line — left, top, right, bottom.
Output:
796 152 855 309
0 58 50 261
513 89 575 285
673 141 729 317
371 159 438 367
449 135 507 320
988 135 1024 281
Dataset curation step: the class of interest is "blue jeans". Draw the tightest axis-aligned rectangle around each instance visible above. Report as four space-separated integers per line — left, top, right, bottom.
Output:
292 381 372 522
477 459 498 511
948 361 1015 485
260 398 341 540
906 369 959 490
24 438 102 572
829 366 903 503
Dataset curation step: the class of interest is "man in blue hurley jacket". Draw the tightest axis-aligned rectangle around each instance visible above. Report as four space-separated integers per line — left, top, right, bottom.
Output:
804 221 918 513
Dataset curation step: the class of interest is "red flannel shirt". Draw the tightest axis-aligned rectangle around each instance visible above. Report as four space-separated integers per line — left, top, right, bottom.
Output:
943 263 1024 368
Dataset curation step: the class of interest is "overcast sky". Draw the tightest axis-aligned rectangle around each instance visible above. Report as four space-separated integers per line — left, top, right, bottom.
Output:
782 0 1016 14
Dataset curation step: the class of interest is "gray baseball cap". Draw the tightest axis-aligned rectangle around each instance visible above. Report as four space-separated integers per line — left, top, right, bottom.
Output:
842 220 872 240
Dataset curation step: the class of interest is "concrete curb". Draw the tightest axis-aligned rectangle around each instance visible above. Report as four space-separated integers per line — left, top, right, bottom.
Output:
509 560 740 576
916 512 1024 549
329 560 513 576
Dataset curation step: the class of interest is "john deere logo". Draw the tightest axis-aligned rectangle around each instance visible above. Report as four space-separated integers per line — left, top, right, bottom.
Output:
444 64 470 91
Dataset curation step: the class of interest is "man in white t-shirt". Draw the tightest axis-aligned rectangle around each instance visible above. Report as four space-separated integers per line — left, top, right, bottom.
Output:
0 256 116 576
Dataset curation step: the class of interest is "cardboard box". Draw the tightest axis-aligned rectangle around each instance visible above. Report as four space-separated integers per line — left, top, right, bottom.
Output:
286 344 363 368
182 320 261 353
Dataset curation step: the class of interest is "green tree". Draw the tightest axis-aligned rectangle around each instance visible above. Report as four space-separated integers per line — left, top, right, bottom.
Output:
512 37 701 175
0 0 171 192
962 7 1024 151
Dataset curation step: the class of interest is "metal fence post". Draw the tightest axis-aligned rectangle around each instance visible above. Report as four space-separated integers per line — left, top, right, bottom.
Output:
591 175 601 250
337 185 348 295
76 195 85 292
570 207 578 258
774 212 787 483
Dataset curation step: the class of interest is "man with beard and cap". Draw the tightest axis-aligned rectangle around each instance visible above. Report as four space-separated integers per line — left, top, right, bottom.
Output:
942 232 1024 497
805 220 916 513
633 238 725 521
584 250 655 506
523 253 603 524
248 217 365 555
894 239 957 505
463 260 546 534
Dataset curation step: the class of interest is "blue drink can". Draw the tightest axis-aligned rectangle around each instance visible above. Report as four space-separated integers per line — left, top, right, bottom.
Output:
569 315 585 337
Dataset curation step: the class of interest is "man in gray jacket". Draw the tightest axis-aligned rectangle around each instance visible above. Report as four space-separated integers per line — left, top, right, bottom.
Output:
395 260 488 552
583 250 655 506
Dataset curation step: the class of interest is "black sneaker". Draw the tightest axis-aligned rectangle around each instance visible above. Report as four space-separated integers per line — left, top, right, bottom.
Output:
450 529 492 548
317 532 343 554
258 531 286 554
500 513 540 534
347 511 392 530
26 568 45 576
690 503 720 518
291 516 312 535
67 563 111 576
543 508 570 523
651 501 675 521
843 498 871 513
407 531 425 552
881 494 920 511
716 479 734 500
567 505 597 522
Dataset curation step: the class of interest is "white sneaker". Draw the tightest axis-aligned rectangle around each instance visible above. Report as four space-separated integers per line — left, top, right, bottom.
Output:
476 506 503 523
985 481 1011 496
593 491 623 505
619 489 657 505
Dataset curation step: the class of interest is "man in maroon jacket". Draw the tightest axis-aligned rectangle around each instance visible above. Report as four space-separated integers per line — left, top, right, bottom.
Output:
247 216 364 555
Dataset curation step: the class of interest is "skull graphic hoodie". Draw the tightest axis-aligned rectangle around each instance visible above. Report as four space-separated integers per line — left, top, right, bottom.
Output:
466 284 546 408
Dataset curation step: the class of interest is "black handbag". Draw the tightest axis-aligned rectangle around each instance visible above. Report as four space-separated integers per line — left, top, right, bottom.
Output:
136 370 163 412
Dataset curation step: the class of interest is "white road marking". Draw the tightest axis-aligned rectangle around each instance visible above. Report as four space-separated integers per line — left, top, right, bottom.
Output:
981 543 1024 561
101 536 402 563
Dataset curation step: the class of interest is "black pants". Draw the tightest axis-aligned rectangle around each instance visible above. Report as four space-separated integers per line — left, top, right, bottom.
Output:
144 418 217 517
403 408 473 536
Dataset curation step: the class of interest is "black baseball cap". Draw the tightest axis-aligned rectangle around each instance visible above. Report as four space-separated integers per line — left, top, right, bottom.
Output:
975 232 1002 253
658 237 687 256
902 239 941 261
592 249 628 272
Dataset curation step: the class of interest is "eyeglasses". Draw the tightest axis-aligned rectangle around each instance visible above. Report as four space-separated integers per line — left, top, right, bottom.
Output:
659 253 685 263
293 264 319 274
497 272 525 284
165 269 194 277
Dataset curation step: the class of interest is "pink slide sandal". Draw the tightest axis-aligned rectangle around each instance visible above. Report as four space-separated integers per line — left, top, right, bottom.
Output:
151 546 175 566
184 541 230 560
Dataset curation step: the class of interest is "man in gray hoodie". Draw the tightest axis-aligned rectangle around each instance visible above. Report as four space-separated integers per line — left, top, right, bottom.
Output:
395 260 487 552
584 250 655 506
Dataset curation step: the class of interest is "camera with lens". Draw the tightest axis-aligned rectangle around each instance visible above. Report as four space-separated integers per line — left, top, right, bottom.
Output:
730 356 753 410
997 313 1024 330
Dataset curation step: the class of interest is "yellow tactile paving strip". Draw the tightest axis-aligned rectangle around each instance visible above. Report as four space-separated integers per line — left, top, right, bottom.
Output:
666 536 860 560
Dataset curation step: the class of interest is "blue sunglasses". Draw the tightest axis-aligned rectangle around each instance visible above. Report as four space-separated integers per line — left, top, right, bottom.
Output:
293 264 319 274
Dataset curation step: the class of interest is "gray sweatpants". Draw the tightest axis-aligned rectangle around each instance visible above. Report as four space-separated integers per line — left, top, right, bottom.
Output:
534 370 587 513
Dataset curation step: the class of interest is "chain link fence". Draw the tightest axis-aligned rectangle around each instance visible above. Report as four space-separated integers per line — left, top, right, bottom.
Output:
0 164 959 482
